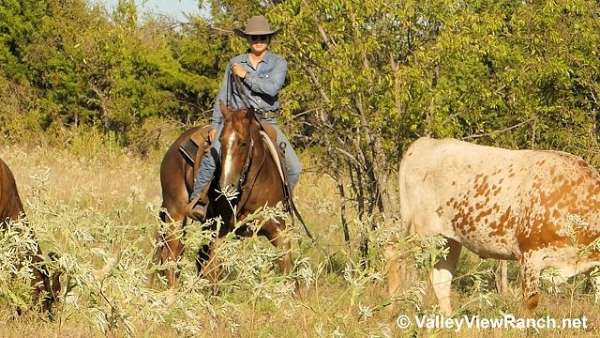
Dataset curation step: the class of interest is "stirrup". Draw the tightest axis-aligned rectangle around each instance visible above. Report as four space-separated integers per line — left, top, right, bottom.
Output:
189 202 208 222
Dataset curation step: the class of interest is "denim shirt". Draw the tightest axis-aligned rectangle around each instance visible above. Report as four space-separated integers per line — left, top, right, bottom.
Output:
211 51 288 129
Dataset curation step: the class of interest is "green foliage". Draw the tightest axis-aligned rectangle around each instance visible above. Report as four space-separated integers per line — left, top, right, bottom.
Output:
0 220 40 309
270 0 599 160
0 0 232 144
0 0 597 164
268 0 600 242
0 0 48 81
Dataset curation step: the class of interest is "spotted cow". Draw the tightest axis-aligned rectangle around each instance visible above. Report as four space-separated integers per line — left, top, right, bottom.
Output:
386 137 600 314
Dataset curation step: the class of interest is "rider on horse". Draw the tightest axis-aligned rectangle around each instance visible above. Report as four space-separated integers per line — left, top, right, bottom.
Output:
188 15 302 221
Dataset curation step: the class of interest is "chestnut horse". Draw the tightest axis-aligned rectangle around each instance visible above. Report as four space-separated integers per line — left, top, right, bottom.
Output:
155 103 293 287
0 158 61 315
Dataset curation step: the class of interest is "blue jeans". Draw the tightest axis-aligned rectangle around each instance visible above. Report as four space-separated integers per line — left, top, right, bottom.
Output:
191 121 302 200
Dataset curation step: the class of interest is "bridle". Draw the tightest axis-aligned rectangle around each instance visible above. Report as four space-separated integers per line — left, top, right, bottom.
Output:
218 103 266 215
222 71 315 240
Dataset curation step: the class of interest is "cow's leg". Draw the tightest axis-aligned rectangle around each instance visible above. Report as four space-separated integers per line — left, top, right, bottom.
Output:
155 207 186 288
519 247 597 310
431 238 462 315
385 244 403 299
593 274 600 304
520 254 541 310
384 243 407 317
495 261 509 294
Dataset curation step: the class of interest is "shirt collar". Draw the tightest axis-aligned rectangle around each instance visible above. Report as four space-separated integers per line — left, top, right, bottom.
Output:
262 51 272 64
241 51 271 65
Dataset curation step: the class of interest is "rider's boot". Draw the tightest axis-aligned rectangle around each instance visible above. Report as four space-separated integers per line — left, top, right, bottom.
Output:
188 185 210 222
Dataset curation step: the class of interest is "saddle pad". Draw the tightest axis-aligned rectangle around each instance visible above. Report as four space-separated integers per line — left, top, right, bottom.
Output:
179 126 212 166
179 140 198 165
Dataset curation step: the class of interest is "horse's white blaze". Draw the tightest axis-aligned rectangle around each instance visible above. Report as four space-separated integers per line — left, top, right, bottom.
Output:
222 132 238 185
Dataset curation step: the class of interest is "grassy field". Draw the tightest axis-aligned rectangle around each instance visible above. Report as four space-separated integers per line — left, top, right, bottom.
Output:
0 132 599 338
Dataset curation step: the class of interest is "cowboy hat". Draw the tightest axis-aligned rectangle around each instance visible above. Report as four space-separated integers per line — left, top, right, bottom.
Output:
234 15 280 37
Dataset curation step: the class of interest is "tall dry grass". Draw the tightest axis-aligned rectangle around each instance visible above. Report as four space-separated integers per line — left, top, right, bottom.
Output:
0 130 598 337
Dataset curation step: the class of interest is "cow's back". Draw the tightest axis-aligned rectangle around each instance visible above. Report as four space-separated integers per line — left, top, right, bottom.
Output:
399 137 600 260
0 158 24 223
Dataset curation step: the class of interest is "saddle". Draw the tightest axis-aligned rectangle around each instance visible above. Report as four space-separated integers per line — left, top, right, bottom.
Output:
178 125 290 189
179 126 213 179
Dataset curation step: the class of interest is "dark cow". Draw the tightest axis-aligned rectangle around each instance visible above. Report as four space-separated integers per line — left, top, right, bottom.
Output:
0 158 60 314
386 137 600 314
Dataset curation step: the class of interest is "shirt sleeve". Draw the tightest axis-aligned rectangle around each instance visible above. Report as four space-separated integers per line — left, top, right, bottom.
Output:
243 59 287 97
211 61 232 129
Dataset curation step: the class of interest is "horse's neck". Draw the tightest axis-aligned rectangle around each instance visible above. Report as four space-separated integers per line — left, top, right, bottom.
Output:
236 129 287 215
246 132 281 195
251 134 275 181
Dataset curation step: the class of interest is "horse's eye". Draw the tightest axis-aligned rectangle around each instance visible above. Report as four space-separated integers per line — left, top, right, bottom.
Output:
240 141 248 147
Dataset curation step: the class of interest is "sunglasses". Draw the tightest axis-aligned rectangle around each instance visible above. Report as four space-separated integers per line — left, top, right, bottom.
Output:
249 35 270 42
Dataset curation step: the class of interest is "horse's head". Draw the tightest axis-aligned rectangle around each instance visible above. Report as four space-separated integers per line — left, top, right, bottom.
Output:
218 102 258 195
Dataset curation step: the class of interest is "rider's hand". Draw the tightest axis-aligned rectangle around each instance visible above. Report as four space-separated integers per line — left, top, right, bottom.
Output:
231 63 247 79
208 128 216 143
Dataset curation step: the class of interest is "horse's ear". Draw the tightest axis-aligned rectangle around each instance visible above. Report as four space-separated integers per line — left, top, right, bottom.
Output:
219 100 231 120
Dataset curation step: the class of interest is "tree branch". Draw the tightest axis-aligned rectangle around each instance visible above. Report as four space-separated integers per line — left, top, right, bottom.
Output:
461 118 536 141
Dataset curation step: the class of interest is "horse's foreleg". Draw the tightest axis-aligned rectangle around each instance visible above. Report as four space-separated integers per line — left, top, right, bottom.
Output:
264 222 292 274
155 210 186 288
200 238 222 294
195 243 211 275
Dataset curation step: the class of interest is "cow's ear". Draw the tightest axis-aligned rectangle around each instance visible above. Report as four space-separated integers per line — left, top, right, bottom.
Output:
219 100 231 120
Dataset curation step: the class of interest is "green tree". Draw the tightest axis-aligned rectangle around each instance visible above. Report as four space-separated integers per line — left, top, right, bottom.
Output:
0 0 48 81
268 0 600 263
